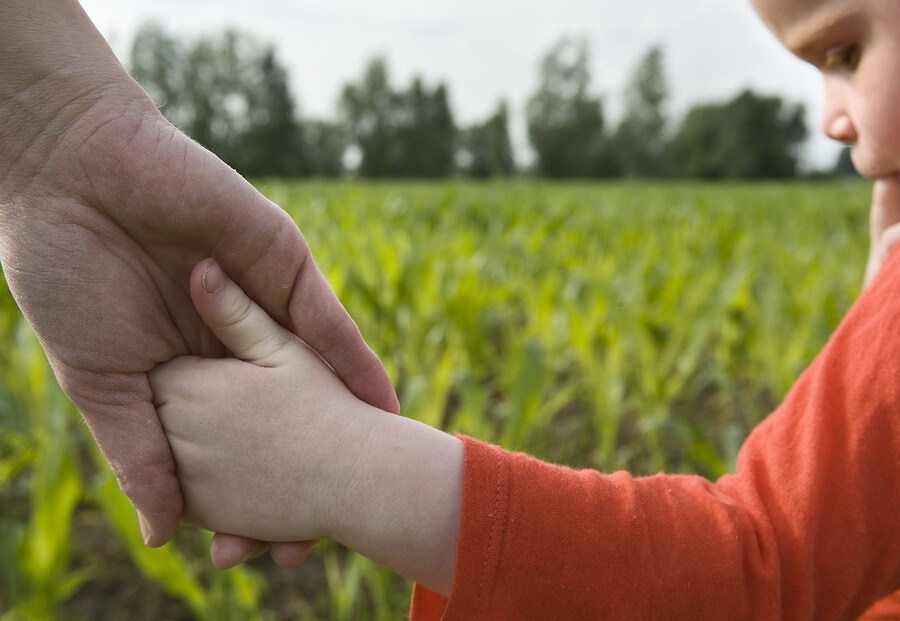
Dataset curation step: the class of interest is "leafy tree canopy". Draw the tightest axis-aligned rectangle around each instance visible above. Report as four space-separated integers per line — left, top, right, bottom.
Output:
526 37 614 178
339 58 456 178
613 46 669 178
130 23 306 177
665 89 808 179
458 100 516 178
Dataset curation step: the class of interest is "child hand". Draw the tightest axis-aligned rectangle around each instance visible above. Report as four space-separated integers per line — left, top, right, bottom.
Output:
148 259 374 545
150 259 463 592
864 178 900 289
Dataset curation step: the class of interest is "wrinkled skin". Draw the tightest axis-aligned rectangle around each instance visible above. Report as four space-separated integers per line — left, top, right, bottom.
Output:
0 1 398 567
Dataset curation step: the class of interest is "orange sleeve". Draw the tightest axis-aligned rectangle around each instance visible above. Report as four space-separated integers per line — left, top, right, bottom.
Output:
861 590 900 619
410 250 900 620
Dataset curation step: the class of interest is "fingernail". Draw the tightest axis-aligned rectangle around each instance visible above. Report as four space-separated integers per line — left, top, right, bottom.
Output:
240 546 266 565
138 513 153 546
202 259 226 296
239 551 256 565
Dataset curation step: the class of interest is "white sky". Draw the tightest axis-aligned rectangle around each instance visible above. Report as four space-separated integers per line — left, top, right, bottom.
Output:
78 0 840 170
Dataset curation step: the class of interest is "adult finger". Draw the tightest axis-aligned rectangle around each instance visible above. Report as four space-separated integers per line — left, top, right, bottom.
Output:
283 253 401 414
177 173 400 413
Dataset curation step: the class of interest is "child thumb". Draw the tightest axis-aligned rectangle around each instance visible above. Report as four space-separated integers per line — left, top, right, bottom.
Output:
190 259 295 365
871 178 900 239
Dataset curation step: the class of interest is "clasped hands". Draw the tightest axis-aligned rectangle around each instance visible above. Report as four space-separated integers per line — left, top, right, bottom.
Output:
0 58 398 567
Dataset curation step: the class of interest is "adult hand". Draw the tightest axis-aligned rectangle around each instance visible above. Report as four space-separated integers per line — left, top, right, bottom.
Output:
864 177 900 289
0 0 398 562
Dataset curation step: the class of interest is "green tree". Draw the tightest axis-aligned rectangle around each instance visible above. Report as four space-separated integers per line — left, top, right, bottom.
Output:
238 49 307 177
175 30 250 162
129 23 305 177
665 89 807 179
129 23 190 128
339 57 456 178
304 120 346 178
526 37 611 178
834 146 860 178
458 100 516 178
613 45 668 178
397 78 456 177
339 57 401 177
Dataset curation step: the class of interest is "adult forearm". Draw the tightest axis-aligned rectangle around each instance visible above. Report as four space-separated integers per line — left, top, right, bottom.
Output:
0 0 142 191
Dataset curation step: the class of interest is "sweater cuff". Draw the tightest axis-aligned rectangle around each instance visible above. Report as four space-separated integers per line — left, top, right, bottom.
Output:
409 434 510 621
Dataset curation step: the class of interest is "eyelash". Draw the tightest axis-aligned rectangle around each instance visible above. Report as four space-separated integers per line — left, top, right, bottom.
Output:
822 44 861 71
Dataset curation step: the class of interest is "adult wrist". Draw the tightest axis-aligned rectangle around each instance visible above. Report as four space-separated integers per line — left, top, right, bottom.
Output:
0 0 151 194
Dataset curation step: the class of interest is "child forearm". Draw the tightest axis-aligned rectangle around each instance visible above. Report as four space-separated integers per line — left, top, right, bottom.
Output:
327 405 464 596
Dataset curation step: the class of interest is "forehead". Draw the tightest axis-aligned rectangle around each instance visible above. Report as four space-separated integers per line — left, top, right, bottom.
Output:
751 0 856 49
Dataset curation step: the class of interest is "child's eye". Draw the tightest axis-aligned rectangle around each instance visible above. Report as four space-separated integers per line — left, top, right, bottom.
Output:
822 44 861 72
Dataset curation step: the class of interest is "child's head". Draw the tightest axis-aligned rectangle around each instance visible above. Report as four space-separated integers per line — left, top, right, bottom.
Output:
751 0 900 179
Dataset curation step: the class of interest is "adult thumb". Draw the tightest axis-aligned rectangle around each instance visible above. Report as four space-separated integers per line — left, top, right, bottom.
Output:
190 259 296 366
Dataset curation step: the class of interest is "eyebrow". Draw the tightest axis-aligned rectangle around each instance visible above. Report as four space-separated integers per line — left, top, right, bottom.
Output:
784 7 855 58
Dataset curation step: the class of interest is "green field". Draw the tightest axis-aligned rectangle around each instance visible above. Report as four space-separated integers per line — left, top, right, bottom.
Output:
0 180 873 619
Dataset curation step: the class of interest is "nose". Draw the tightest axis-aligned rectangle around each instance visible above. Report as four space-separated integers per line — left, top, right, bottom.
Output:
821 76 857 144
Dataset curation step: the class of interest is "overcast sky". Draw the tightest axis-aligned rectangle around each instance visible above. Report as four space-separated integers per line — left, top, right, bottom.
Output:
78 0 840 170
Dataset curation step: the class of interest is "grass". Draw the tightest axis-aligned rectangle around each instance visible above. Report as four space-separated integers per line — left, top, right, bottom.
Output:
0 180 873 618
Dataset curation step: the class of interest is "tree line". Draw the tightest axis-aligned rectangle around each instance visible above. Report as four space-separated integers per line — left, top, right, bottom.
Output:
129 24 826 180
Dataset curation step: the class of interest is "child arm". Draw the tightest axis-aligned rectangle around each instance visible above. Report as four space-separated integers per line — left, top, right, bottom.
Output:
149 260 463 594
152 255 900 618
413 249 900 620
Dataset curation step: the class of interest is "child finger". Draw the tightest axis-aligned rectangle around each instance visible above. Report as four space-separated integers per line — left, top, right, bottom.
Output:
189 259 297 366
147 356 203 408
209 532 269 569
870 177 900 239
270 540 316 568
865 222 900 289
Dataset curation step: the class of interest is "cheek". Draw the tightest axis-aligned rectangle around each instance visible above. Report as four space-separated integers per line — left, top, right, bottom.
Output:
862 96 900 153
857 61 900 156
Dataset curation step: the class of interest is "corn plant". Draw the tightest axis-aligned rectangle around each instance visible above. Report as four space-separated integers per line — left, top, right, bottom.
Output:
1 180 872 618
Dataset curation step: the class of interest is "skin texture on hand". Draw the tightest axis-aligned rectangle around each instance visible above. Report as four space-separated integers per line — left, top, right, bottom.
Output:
0 0 398 560
151 260 371 542
150 260 463 593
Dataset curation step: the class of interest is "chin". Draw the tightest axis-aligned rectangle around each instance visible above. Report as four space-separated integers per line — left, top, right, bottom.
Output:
851 147 900 179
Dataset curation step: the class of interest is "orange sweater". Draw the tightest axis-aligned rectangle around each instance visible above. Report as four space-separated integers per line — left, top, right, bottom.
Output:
411 250 900 620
